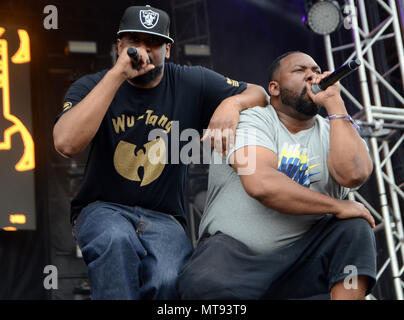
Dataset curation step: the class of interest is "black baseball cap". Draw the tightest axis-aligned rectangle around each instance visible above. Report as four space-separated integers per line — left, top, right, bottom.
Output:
117 5 174 43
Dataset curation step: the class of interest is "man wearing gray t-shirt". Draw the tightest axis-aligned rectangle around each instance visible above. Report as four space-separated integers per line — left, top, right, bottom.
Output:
178 52 377 300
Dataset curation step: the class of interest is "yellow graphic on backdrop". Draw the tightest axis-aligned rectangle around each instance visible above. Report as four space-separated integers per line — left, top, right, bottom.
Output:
11 29 31 64
0 27 35 171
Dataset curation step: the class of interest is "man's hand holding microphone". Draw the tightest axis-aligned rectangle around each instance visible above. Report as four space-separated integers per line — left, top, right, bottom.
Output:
113 46 155 81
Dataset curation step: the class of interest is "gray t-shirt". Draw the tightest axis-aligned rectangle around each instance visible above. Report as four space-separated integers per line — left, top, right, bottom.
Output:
199 105 351 254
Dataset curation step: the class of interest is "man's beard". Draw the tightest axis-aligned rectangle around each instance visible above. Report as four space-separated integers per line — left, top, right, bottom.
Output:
280 86 321 117
130 64 164 86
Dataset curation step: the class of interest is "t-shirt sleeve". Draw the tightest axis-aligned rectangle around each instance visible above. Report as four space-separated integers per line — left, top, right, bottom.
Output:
199 67 248 130
54 73 102 123
227 107 276 162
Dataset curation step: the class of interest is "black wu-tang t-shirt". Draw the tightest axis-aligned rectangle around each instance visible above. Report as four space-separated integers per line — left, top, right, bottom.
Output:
57 62 247 226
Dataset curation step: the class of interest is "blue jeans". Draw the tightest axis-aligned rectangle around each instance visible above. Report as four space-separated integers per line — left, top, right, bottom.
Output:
72 201 193 300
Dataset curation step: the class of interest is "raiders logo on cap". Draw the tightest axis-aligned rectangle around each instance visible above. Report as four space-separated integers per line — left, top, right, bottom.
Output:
140 9 159 29
117 5 174 43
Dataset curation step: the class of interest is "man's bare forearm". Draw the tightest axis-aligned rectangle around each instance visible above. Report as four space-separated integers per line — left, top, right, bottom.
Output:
254 168 374 227
235 146 375 227
325 97 373 187
247 168 340 216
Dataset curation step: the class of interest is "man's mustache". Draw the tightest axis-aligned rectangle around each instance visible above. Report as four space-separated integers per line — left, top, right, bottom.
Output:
300 86 308 99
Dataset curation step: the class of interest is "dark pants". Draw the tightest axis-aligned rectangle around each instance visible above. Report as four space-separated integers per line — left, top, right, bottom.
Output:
177 216 377 300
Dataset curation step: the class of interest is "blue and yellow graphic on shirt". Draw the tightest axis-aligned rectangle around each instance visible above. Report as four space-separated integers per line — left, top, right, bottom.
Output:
278 143 320 187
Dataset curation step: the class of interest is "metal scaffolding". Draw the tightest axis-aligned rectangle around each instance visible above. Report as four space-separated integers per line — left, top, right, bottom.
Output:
171 0 213 68
323 0 404 300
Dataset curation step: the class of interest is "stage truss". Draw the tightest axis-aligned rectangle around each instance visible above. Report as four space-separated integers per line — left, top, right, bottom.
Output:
323 0 404 300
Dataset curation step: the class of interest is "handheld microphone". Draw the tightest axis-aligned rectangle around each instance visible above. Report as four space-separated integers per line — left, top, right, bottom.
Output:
127 46 141 70
311 59 361 94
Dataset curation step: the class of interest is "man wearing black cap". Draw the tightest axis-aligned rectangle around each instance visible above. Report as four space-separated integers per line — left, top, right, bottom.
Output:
53 5 268 300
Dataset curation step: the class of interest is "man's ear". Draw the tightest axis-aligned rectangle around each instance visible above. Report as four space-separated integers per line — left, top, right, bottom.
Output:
117 38 123 55
165 43 171 59
268 81 280 96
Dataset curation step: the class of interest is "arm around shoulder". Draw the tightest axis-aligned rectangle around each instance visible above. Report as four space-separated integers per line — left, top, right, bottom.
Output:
227 83 269 112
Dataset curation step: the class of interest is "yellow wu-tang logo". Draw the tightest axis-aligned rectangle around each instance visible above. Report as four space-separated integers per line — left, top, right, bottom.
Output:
226 77 239 87
63 102 72 112
0 27 34 171
113 138 166 186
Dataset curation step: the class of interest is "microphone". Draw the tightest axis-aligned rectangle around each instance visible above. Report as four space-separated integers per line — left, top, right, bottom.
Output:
127 46 141 70
311 59 361 94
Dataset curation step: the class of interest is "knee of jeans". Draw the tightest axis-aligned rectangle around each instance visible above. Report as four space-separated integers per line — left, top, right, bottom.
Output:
109 225 133 243
157 269 178 290
177 265 219 299
339 218 374 243
142 265 180 300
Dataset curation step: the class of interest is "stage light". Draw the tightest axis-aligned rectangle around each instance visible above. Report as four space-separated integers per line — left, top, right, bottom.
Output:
3 227 17 231
184 44 210 56
66 41 97 54
9 214 27 224
305 1 343 35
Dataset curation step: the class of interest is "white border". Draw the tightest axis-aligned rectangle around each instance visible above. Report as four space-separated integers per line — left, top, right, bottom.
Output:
117 29 174 43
